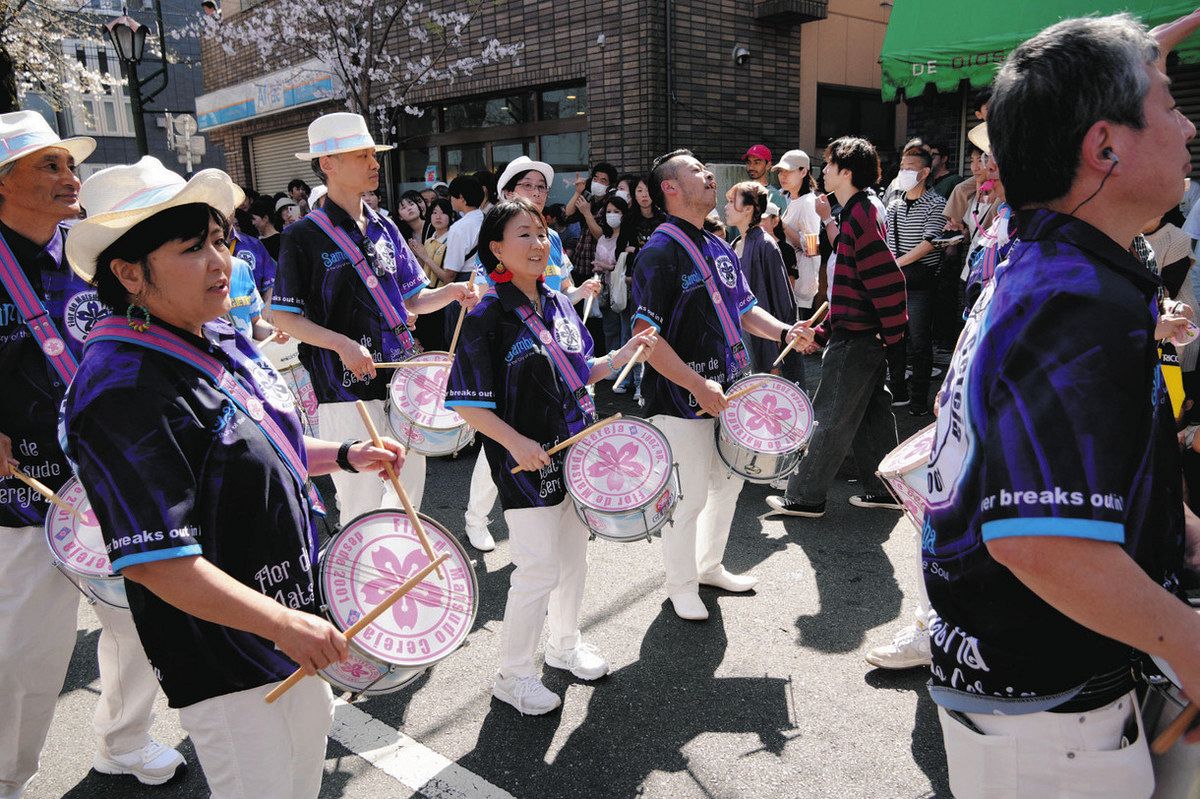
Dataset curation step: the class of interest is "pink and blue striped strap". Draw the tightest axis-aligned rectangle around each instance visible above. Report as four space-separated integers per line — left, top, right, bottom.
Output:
307 207 416 353
0 229 78 383
86 317 323 514
514 303 597 421
656 223 750 375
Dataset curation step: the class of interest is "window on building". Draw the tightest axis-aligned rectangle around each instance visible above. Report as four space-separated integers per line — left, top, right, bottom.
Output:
539 86 586 120
443 94 531 130
64 39 135 139
539 131 588 205
816 85 895 154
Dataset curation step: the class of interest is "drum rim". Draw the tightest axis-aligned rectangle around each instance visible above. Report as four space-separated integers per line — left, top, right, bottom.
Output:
718 373 815 452
878 422 938 476
321 653 426 695
575 467 682 541
386 350 466 432
319 508 479 668
43 476 119 580
563 417 677 513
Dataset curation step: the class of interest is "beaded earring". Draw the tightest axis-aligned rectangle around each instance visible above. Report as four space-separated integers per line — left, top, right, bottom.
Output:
126 303 151 332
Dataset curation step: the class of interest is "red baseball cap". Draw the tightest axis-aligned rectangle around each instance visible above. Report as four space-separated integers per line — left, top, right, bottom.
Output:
742 144 772 161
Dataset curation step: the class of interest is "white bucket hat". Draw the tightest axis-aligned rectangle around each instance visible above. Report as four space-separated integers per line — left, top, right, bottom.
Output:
295 112 394 160
67 156 244 281
497 155 555 196
0 110 95 171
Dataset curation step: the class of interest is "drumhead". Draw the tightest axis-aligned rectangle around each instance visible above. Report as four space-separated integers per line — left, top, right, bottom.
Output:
44 477 115 579
257 336 301 371
320 510 477 668
878 423 937 478
719 374 814 455
564 417 674 513
387 352 462 432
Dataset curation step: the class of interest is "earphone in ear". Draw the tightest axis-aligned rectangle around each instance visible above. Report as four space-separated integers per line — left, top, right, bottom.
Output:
1102 147 1120 164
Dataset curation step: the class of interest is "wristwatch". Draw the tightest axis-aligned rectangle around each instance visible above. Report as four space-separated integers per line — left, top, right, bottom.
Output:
338 439 363 473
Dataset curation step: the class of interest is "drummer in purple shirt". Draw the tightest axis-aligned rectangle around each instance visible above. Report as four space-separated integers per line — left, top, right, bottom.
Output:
447 197 656 716
271 113 475 521
631 150 810 621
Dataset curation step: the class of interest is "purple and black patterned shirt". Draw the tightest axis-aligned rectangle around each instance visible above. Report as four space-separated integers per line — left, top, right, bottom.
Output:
272 199 427 403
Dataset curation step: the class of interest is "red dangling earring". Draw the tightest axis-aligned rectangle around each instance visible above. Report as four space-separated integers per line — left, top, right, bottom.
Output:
491 264 514 284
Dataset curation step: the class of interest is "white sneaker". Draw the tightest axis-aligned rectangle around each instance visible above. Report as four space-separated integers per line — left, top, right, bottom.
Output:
93 740 185 785
669 592 709 621
698 567 758 592
545 641 610 680
465 524 495 552
492 674 562 715
865 622 932 670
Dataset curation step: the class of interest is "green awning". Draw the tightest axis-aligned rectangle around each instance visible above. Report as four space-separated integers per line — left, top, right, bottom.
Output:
880 0 1200 101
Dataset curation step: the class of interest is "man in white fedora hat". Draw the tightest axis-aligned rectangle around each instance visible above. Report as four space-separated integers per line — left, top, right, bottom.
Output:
272 112 476 519
0 112 184 798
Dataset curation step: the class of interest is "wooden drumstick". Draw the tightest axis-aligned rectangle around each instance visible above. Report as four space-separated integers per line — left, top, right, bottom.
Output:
582 292 595 323
698 380 770 417
373 361 453 369
771 301 829 368
510 413 623 474
10 469 79 517
264 552 450 704
354 400 445 580
611 344 646 392
1153 702 1200 754
447 303 468 358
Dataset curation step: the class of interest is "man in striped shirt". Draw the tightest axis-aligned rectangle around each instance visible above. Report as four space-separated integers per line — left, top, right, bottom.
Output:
885 141 947 415
767 136 907 517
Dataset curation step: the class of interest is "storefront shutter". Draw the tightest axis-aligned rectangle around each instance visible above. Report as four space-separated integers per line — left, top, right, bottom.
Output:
1170 62 1200 178
248 126 312 196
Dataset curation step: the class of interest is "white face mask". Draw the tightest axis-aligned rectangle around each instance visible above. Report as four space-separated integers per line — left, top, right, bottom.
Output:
605 212 623 229
614 189 631 203
590 180 608 197
896 169 920 192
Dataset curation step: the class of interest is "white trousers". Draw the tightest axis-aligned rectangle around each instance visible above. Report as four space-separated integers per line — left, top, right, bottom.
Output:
464 448 498 531
178 678 333 799
0 525 160 797
650 416 745 597
939 690 1154 798
318 399 425 521
499 499 590 679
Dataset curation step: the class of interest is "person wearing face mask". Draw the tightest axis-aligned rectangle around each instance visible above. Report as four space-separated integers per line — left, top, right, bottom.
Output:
565 162 618 288
884 142 946 416
592 194 631 363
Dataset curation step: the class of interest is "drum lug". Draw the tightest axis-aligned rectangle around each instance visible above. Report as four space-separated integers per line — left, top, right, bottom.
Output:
588 532 596 542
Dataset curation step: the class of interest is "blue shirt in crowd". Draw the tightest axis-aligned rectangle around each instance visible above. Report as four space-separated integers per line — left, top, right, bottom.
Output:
922 209 1184 712
63 317 318 708
226 256 263 337
446 281 594 511
272 199 428 404
0 220 109 528
631 215 757 419
232 230 276 297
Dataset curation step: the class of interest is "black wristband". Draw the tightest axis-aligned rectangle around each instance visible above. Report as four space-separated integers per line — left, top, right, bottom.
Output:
337 439 362 473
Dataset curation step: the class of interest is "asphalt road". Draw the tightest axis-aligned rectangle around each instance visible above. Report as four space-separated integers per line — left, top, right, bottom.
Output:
28 357 950 799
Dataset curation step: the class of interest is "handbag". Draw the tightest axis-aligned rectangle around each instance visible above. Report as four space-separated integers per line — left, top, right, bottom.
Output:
607 251 628 312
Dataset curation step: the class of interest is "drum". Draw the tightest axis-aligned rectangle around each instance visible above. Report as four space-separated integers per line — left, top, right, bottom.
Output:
386 351 474 457
44 477 127 609
877 424 937 531
317 509 477 697
259 336 319 436
563 417 681 543
1141 654 1200 798
716 374 815 483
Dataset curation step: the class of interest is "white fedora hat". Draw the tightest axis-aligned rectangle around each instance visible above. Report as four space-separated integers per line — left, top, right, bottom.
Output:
0 110 95 171
497 155 554 196
295 112 394 160
67 156 244 281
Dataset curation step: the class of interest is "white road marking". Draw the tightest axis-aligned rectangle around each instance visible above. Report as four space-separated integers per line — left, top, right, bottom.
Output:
330 698 516 799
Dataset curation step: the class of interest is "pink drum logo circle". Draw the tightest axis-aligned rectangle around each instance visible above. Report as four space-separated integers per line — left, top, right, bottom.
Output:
246 397 266 421
321 511 475 667
46 478 112 577
721 376 813 454
366 275 380 289
42 337 65 357
389 353 459 430
538 330 553 344
564 419 671 510
881 423 936 475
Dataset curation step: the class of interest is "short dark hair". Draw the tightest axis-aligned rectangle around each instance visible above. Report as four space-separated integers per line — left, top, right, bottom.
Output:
399 189 425 210
543 202 566 222
448 175 484 208
478 197 547 273
901 141 933 171
424 197 457 227
822 137 881 191
92 203 229 312
590 162 618 186
249 195 275 220
730 181 769 228
287 178 310 195
473 169 497 205
989 13 1157 208
649 148 694 210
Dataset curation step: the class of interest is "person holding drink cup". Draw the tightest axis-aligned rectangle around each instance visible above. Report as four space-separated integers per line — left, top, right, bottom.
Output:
773 150 822 314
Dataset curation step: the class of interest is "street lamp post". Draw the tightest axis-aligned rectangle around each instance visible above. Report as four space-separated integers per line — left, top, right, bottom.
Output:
103 3 169 157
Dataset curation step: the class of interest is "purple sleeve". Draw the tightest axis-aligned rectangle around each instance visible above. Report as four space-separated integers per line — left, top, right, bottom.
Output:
445 305 496 409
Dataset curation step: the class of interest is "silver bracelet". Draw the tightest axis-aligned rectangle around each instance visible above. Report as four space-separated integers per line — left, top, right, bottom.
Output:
606 351 620 377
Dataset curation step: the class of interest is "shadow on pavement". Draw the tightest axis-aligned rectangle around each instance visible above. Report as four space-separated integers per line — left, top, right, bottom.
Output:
458 599 794 799
865 668 951 798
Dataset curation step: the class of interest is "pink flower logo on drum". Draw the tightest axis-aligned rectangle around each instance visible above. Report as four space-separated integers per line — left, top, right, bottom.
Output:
360 546 430 630
343 658 371 678
743 394 792 436
411 369 449 407
587 442 646 491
